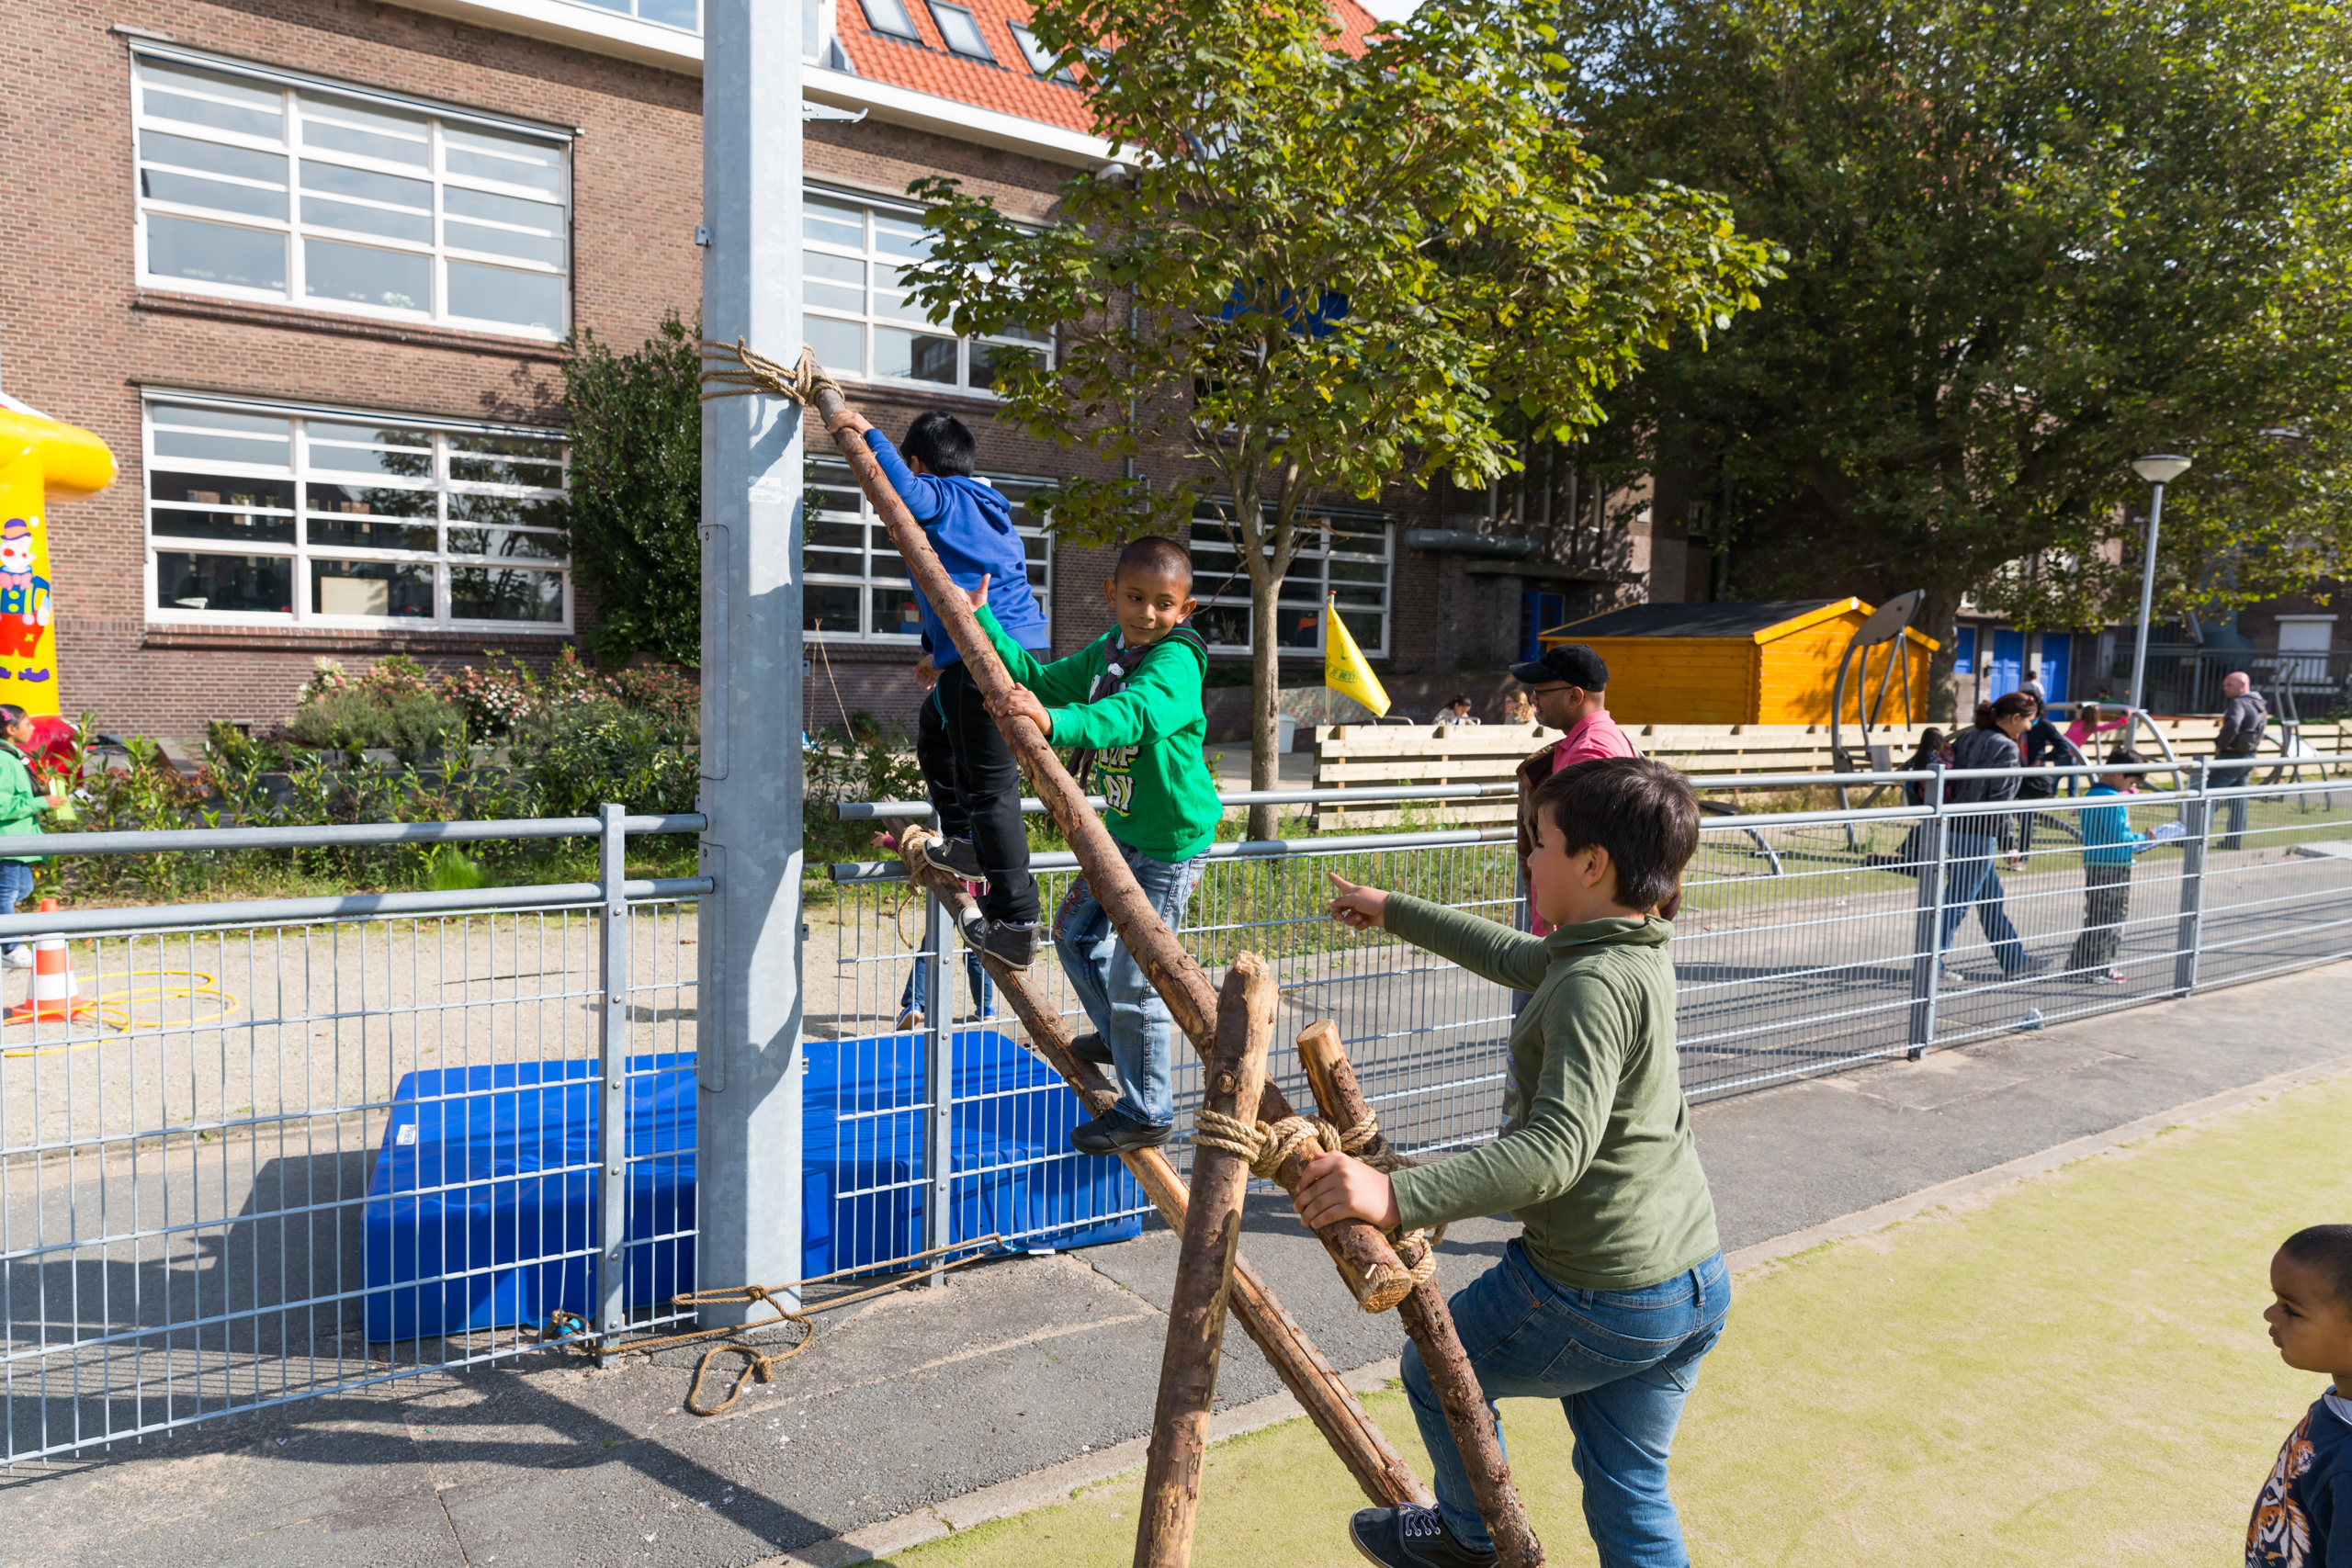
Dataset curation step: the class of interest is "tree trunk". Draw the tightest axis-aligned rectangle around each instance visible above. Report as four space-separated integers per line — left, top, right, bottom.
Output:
1134 954 1278 1568
1295 1023 1546 1568
1249 562 1283 840
1918 581 1966 724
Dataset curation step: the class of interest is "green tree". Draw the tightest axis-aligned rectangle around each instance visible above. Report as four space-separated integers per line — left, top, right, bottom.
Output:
1556 0 2352 710
559 310 704 666
901 0 1774 832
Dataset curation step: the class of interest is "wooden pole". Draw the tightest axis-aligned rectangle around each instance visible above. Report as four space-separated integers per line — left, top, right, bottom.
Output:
1134 954 1278 1568
1297 1022 1546 1568
884 829 1430 1507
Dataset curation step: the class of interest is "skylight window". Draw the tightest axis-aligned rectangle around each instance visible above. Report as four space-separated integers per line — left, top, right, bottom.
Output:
1007 22 1076 81
927 2 996 61
858 0 922 41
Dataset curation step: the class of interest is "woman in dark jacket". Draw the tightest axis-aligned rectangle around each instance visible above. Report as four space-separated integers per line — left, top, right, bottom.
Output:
1939 694 2051 979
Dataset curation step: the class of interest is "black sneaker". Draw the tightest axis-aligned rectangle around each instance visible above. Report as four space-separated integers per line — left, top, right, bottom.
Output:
2003 954 2054 979
1069 1107 1172 1156
1067 1031 1114 1066
977 919 1039 970
915 835 985 881
1348 1505 1497 1568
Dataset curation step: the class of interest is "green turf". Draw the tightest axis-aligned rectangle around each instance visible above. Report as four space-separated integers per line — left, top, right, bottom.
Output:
887 1072 2352 1567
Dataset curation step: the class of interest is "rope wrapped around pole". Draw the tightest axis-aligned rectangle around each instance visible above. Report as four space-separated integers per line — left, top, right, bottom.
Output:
1192 1108 1441 1308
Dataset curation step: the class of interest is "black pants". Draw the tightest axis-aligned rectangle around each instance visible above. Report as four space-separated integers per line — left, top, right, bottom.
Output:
2213 757 2256 849
920 661 1037 925
2068 862 2133 972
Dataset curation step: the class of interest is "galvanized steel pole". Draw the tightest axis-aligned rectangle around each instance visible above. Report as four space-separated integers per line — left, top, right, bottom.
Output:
697 0 806 1322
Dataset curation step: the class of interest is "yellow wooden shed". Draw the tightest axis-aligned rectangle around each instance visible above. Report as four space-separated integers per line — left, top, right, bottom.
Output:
1537 598 1940 727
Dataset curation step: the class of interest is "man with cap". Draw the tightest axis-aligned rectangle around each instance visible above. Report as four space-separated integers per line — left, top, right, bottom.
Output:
1510 643 1645 936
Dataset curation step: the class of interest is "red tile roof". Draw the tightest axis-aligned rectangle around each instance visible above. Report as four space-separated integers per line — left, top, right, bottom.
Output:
835 0 1385 140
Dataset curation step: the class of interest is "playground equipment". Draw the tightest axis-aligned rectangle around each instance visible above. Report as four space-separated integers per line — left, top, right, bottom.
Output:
1828 590 1925 840
0 392 114 717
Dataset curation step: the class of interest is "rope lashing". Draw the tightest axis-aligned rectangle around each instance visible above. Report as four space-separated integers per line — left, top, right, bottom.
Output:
697 338 843 407
1193 1108 1441 1311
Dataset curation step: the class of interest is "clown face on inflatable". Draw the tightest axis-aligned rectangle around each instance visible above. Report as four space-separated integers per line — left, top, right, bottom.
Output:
0 389 114 718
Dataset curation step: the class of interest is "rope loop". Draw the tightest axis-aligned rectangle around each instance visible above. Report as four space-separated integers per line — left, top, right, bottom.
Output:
697 338 844 407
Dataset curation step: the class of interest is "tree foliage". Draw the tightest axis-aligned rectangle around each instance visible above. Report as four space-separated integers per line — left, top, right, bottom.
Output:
1555 0 2352 696
559 310 705 667
899 0 1774 824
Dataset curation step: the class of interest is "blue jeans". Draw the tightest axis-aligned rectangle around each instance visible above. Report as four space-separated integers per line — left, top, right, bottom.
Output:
1406 1241 1730 1566
898 951 993 1021
0 860 31 957
1937 833 2025 973
1051 840 1207 1128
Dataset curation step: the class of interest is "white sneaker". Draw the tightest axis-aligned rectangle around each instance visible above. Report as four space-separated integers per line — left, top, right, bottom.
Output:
1 947 29 970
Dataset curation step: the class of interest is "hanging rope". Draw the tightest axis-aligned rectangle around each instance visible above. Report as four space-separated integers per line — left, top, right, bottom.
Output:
1192 1108 1441 1310
698 339 843 407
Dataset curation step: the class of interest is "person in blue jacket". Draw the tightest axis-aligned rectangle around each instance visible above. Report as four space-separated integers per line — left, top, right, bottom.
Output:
2065 746 2148 983
834 410 1051 966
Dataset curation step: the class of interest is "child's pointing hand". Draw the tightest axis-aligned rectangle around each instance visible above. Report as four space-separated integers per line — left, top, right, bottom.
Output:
1326 872 1390 931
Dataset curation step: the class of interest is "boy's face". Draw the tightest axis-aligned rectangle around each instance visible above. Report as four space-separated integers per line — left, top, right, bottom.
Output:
1102 567 1197 648
2265 1249 2352 1379
1527 808 1629 927
2099 773 2138 793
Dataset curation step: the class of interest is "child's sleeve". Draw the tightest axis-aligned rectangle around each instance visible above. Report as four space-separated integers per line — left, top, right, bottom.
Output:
1389 971 1629 1232
1381 893 1552 992
973 605 1093 705
1046 644 1200 750
861 429 949 524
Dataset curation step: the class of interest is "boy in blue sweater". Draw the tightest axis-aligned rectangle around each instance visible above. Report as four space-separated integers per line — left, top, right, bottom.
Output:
835 411 1052 966
2066 746 2147 984
2250 1224 2352 1566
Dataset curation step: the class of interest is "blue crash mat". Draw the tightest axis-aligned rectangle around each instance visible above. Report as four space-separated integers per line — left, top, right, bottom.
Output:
363 1032 1140 1341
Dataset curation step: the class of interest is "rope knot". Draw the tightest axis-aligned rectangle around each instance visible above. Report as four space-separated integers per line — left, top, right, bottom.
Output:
698 338 844 407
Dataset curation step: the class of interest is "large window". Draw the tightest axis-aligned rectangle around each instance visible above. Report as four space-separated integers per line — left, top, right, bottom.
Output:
132 51 570 339
145 397 569 631
806 457 1049 642
1188 502 1393 657
801 189 1052 394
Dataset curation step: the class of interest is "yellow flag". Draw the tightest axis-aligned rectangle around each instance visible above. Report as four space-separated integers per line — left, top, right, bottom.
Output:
1323 594 1391 717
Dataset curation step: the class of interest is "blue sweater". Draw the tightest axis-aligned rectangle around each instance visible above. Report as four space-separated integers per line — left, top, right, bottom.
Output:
2250 1389 2352 1566
2079 784 2148 868
862 430 1048 665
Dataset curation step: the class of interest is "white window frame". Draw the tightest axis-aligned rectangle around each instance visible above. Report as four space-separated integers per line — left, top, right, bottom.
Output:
142 392 572 634
1188 502 1394 658
801 186 1054 397
130 44 572 341
805 456 1050 645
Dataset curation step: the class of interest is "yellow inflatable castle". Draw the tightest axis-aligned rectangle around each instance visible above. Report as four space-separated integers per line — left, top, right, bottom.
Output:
0 392 117 716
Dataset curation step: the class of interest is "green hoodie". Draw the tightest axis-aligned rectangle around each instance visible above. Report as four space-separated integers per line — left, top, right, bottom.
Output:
975 604 1221 863
1383 894 1719 1292
0 740 55 864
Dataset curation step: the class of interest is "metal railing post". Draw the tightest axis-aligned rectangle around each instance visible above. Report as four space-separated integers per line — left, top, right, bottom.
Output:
922 890 953 1285
2174 760 2211 997
596 802 630 1366
1908 770 1948 1059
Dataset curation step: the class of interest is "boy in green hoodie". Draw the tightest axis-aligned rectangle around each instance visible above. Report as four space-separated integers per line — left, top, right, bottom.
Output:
971 536 1220 1156
1302 757 1724 1568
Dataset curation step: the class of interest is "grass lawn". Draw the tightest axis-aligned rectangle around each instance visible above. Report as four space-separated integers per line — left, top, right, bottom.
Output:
890 1071 2352 1567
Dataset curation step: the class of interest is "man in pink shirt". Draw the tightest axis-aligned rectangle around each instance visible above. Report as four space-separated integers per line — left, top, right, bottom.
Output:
1509 644 1649 933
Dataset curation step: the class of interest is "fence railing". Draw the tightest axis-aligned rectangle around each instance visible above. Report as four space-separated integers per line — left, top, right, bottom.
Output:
12 760 2352 1466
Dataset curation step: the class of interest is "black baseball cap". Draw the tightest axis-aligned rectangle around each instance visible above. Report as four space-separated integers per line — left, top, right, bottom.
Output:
1510 643 1608 691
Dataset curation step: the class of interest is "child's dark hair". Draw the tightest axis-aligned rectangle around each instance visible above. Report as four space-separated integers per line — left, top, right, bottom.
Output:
1528 757 1701 913
902 412 977 477
2280 1224 2352 1314
0 705 24 729
2105 745 2144 767
1114 535 1193 588
1973 693 2036 729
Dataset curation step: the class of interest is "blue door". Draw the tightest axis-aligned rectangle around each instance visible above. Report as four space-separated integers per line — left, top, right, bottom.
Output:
2039 633 2072 705
1989 629 2025 698
1954 626 1975 675
1521 592 1566 662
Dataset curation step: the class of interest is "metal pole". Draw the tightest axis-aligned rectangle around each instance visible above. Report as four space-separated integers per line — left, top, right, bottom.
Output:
2174 759 2211 997
922 892 952 1286
596 803 630 1366
1907 768 1947 1058
697 0 805 1323
2127 479 2167 718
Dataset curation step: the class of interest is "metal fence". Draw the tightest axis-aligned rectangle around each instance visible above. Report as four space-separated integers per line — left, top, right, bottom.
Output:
2 809 707 1466
12 761 2352 1466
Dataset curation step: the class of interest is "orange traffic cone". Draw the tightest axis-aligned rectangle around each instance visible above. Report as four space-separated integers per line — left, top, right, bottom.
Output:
9 900 93 1022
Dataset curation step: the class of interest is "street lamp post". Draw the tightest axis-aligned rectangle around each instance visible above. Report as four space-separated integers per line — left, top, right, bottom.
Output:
2126 454 2192 718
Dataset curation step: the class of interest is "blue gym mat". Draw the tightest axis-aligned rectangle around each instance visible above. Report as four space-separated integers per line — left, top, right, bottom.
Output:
362 1031 1142 1341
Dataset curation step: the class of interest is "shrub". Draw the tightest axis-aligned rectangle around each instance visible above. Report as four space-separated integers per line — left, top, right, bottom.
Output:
444 655 538 739
287 655 469 761
512 696 699 818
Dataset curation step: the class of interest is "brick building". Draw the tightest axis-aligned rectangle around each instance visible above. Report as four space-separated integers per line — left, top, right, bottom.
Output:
2 0 1707 743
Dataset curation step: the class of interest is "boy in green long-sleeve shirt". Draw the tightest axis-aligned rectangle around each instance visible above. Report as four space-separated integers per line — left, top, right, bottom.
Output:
1302 757 1725 1568
972 536 1221 1156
